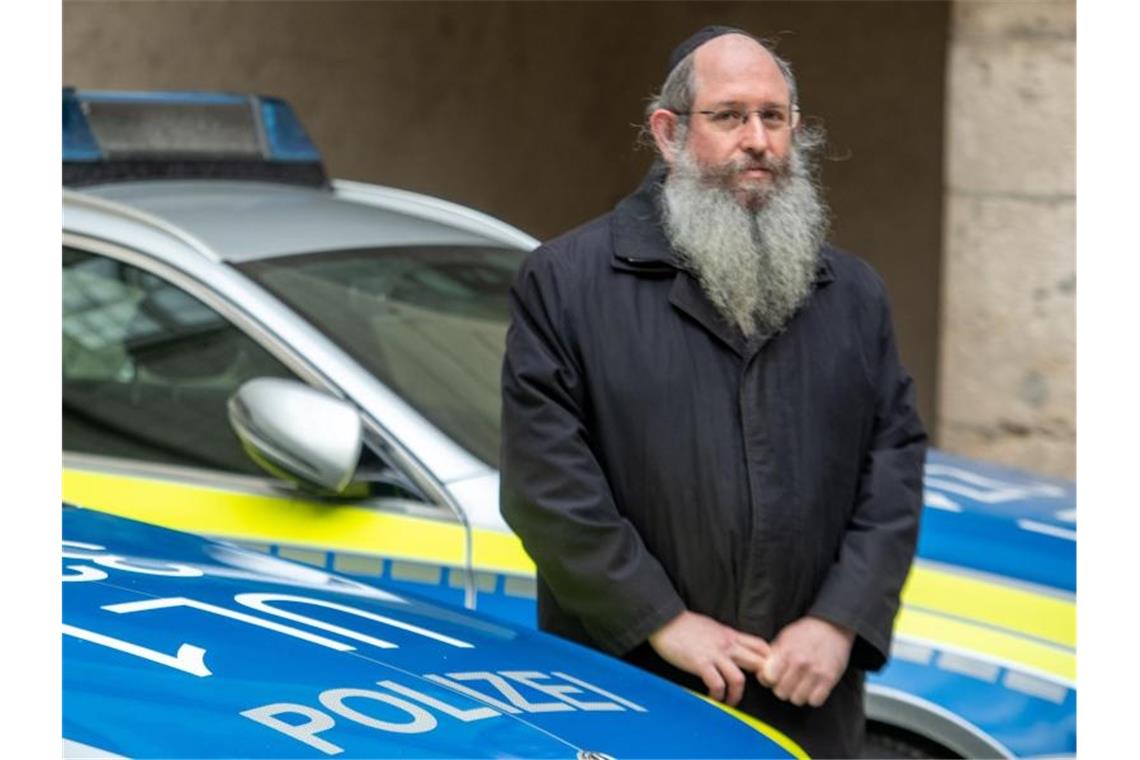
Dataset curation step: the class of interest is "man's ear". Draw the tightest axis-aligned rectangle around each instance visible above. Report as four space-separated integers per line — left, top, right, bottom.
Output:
648 109 681 163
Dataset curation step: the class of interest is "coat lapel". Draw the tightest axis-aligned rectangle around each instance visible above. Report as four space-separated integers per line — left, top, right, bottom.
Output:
668 271 749 357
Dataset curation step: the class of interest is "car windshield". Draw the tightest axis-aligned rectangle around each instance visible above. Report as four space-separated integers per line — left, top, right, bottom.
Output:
239 245 524 468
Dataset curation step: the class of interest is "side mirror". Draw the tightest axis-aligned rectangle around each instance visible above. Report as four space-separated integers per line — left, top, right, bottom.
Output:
227 378 363 495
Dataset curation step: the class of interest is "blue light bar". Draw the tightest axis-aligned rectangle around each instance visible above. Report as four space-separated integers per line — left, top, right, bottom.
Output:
63 88 101 161
62 89 322 165
258 96 320 162
77 90 248 106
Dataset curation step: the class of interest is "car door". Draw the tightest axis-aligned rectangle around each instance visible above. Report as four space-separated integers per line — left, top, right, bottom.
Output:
62 239 476 610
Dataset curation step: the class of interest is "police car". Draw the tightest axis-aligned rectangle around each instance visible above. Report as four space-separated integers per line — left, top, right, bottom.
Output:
64 504 805 758
62 89 1075 758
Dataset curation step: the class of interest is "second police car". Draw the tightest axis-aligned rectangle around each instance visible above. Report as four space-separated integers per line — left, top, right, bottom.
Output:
62 89 1075 758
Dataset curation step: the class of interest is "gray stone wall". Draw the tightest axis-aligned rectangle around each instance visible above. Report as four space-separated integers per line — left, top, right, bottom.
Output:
939 0 1075 477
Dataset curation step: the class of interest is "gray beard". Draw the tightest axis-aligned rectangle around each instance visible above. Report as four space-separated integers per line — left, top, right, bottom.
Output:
661 138 829 338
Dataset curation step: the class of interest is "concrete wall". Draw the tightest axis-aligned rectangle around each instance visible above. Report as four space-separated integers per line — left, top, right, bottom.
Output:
63 0 949 435
939 0 1075 477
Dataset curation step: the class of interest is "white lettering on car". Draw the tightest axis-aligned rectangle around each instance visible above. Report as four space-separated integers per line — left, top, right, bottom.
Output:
241 671 645 752
922 490 962 512
64 534 649 752
63 563 108 583
428 671 573 712
62 623 211 677
320 688 437 734
93 554 204 577
234 593 473 649
102 597 355 651
62 540 203 580
422 674 522 714
501 671 626 711
377 680 499 722
923 464 1066 504
552 671 648 712
75 589 475 675
240 704 344 756
62 541 110 582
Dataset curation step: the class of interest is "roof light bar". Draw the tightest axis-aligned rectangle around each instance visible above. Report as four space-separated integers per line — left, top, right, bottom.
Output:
63 88 327 188
63 88 100 161
258 96 321 162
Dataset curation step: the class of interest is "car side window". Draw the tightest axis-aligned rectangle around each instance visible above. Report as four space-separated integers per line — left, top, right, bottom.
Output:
62 246 297 476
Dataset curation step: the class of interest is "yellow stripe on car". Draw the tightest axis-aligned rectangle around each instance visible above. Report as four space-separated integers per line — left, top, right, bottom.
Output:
694 693 810 759
62 468 465 566
471 529 535 575
893 607 1074 684
65 466 1075 686
901 564 1075 649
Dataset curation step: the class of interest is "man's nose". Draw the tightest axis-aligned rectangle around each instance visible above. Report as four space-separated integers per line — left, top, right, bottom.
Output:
738 112 770 153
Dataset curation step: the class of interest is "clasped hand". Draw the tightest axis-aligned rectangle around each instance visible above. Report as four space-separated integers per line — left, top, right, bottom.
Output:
648 611 854 708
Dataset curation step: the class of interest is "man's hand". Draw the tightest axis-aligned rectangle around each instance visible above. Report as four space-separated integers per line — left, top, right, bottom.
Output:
648 610 771 706
758 616 855 707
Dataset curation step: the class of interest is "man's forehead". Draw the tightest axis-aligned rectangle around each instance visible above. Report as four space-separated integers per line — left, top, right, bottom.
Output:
690 35 789 102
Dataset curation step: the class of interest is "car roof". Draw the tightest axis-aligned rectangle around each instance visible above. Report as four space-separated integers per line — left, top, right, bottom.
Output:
77 179 518 263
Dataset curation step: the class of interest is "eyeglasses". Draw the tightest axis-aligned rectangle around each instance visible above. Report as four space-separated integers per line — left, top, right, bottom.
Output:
674 106 800 132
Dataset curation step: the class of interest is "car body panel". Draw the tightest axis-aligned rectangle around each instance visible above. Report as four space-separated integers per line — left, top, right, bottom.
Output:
919 450 1075 592
870 656 1075 758
63 505 804 759
82 181 498 262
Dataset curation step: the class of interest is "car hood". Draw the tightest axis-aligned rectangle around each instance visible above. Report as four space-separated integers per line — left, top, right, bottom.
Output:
63 505 802 759
919 450 1075 592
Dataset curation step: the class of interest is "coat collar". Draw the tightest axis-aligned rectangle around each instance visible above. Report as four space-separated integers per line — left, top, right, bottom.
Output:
610 162 835 357
610 162 678 273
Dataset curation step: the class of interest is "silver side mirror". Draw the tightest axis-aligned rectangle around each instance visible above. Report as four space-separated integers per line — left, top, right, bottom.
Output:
227 378 363 495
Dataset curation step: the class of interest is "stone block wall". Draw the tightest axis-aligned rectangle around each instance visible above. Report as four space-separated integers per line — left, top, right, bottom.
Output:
939 0 1075 477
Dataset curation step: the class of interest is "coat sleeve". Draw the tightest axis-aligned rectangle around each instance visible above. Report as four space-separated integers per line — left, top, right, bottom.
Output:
499 249 686 656
807 283 927 671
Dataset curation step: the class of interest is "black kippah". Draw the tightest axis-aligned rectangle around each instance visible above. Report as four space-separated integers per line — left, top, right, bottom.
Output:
665 25 755 79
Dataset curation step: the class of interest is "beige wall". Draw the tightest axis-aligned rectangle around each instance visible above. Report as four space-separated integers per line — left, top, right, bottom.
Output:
939 0 1075 477
64 1 949 437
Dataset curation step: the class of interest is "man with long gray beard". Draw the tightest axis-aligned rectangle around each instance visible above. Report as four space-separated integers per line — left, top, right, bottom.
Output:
500 26 926 757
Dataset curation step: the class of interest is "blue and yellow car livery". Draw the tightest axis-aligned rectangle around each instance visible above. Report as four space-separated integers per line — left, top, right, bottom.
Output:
63 505 805 759
869 451 1075 758
64 450 1075 758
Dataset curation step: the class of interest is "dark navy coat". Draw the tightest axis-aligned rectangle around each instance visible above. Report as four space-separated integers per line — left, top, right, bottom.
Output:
500 166 927 757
